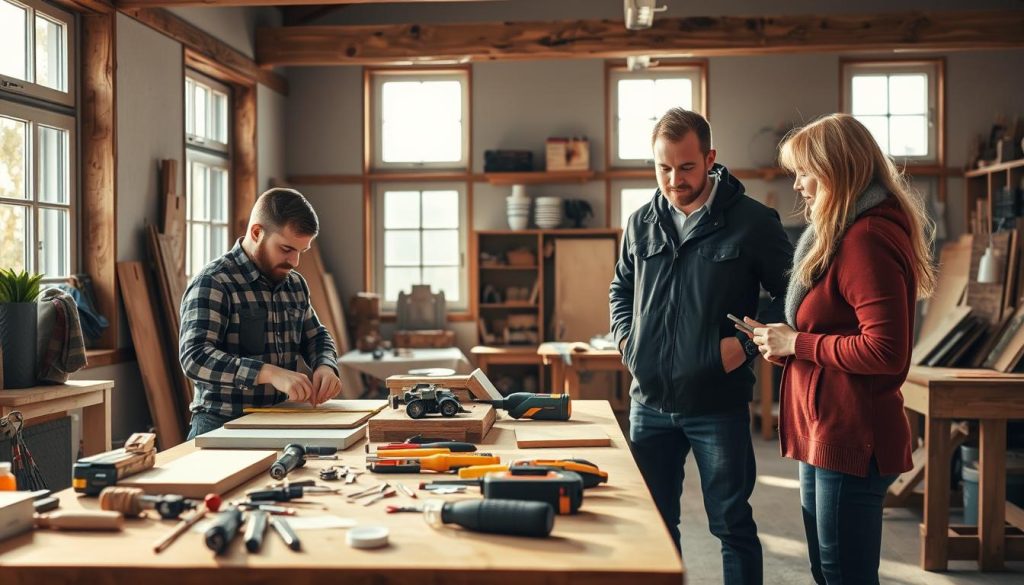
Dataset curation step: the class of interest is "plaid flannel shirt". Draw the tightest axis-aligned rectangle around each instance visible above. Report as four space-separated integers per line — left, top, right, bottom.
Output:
179 240 339 418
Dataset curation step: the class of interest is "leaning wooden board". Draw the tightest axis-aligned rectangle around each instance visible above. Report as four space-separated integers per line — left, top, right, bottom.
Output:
515 423 611 448
118 449 275 498
116 262 185 449
225 410 376 430
368 403 495 442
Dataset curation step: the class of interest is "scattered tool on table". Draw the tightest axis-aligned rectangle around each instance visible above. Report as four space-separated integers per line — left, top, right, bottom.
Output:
244 509 269 553
366 453 500 474
369 440 476 453
422 498 553 538
369 448 489 458
458 458 608 488
270 515 301 551
395 483 417 498
423 467 585 514
153 493 222 553
246 484 340 503
99 486 199 520
72 432 156 496
476 393 571 420
205 506 244 555
34 510 124 531
269 444 338 480
320 465 361 483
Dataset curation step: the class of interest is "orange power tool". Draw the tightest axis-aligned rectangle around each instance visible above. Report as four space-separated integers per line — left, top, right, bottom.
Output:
366 453 499 474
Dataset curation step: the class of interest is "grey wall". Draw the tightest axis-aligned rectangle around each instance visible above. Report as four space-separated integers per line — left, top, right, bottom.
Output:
167 6 280 60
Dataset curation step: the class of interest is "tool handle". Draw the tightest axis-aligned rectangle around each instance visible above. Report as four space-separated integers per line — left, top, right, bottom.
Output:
441 499 553 537
372 448 451 458
205 507 244 555
35 510 124 531
269 445 304 480
458 464 509 479
270 515 301 551
246 485 303 502
244 510 269 553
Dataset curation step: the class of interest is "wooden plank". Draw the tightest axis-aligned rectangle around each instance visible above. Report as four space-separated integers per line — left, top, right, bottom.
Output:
255 11 1024 66
323 272 351 354
919 235 971 341
978 418 1008 570
225 410 376 430
116 262 185 449
367 403 495 443
119 449 275 498
885 422 967 507
81 12 117 350
232 83 258 238
146 224 193 420
984 303 1024 371
195 426 365 450
553 238 616 341
966 230 1012 324
293 241 343 351
515 423 611 449
911 305 972 365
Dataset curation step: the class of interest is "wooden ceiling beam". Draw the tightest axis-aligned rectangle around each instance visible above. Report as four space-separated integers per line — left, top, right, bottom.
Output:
255 11 1024 66
117 0 500 7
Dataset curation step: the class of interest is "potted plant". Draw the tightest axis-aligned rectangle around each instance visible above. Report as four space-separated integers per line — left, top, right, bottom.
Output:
0 269 43 389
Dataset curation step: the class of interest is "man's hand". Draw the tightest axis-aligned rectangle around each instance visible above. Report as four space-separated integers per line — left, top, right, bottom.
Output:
257 363 315 403
311 365 342 407
720 337 746 373
741 317 786 366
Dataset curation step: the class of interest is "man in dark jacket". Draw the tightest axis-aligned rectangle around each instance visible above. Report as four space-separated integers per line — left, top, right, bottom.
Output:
610 108 792 584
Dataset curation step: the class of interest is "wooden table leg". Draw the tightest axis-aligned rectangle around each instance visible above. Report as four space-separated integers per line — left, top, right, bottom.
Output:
549 359 566 395
978 418 1007 570
922 415 951 571
564 365 581 400
81 387 112 455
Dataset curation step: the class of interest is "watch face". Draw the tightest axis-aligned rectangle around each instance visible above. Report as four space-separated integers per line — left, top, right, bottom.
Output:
743 339 759 357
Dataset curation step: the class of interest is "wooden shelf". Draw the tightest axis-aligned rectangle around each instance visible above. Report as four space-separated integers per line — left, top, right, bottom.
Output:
482 170 595 185
479 302 537 309
480 265 538 270
964 159 1024 178
83 348 135 369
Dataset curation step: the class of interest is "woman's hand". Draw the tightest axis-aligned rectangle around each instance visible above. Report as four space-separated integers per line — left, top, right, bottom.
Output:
749 319 798 364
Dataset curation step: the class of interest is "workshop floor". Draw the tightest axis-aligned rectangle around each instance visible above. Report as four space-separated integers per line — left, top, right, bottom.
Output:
614 414 1024 584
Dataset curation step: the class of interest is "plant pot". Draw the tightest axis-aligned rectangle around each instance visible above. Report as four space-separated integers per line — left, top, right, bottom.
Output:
0 302 38 389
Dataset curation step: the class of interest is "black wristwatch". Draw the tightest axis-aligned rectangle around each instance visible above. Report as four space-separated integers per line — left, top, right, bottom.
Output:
740 336 760 360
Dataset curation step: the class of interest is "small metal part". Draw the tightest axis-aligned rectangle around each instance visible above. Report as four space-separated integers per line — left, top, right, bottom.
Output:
362 488 397 506
395 483 417 499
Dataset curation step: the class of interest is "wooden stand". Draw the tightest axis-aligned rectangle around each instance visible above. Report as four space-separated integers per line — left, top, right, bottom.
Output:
367 403 496 442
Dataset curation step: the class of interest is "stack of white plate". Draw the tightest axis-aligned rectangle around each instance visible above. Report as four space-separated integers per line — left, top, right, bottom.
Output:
535 196 562 229
507 186 530 230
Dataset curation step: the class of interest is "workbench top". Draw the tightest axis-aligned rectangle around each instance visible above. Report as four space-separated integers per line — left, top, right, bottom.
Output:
0 400 682 585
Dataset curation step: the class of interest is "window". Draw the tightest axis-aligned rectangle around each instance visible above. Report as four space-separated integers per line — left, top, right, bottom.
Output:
619 186 655 229
609 64 706 167
185 71 231 276
842 61 940 162
1 0 75 280
0 0 74 107
374 184 468 311
370 70 469 170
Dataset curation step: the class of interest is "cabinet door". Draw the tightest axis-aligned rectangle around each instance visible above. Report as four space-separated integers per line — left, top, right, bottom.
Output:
553 238 616 341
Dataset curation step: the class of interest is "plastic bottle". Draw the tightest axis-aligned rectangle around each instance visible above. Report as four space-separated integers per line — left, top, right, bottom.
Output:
0 462 16 490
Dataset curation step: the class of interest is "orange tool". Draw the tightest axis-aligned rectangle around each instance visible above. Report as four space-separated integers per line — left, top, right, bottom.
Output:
367 453 499 474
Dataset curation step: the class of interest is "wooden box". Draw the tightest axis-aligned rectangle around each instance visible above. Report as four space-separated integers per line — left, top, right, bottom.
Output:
546 137 590 171
393 329 455 348
368 403 495 443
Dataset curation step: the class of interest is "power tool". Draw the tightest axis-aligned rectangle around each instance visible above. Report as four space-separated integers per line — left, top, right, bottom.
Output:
422 467 585 514
422 498 554 538
478 393 571 420
366 453 500 474
269 444 338 480
72 432 156 496
458 458 608 488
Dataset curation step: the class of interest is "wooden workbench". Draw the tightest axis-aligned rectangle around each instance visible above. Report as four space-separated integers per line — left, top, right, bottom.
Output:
0 380 113 455
0 400 683 585
901 366 1024 571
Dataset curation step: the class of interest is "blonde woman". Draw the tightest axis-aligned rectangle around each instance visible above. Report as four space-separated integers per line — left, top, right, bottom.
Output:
745 113 935 584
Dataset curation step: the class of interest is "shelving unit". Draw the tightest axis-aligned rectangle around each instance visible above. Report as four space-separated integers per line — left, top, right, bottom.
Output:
964 159 1024 232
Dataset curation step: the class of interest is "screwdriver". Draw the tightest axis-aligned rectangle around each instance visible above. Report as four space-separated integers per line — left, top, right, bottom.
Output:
370 441 477 453
205 506 244 555
244 510 269 553
477 393 571 420
422 498 554 537
366 453 500 474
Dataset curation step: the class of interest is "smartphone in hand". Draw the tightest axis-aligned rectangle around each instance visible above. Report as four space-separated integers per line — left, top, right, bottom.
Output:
727 313 755 334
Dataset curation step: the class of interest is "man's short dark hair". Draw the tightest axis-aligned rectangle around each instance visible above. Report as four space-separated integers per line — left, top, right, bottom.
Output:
651 108 712 156
253 188 319 236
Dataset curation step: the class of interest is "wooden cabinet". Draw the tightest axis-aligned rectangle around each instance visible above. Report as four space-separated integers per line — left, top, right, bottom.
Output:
965 159 1024 233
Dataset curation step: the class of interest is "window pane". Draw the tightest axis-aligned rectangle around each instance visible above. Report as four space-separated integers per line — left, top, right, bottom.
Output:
194 84 207 139
851 75 888 115
190 162 208 220
421 190 459 229
381 81 421 122
38 125 68 204
185 78 194 136
209 167 227 222
0 203 27 271
422 229 459 266
381 121 422 163
621 188 653 228
381 80 463 163
384 266 420 302
0 116 27 200
856 115 889 155
889 74 927 115
417 121 462 162
422 266 460 302
617 79 654 119
38 206 68 277
889 115 928 157
384 191 420 229
417 81 462 122
0 1 27 81
34 15 65 92
211 225 228 258
189 223 208 276
384 230 420 266
213 91 228 144
652 78 693 116
618 117 655 160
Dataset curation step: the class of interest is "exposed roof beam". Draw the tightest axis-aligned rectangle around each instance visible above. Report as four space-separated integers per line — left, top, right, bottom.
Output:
281 4 348 27
255 11 1024 66
118 0 501 7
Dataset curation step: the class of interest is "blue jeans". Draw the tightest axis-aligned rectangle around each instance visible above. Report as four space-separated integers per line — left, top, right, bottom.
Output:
629 399 762 585
799 460 897 585
186 411 234 441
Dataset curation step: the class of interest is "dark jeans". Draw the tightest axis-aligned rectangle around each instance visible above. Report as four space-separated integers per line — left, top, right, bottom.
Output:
186 411 234 440
799 460 897 585
629 399 763 585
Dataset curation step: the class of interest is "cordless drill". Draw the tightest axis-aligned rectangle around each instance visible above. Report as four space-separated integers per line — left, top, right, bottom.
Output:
269 444 338 480
480 393 571 420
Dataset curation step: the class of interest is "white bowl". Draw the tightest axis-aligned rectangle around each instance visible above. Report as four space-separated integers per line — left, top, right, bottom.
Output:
508 216 529 230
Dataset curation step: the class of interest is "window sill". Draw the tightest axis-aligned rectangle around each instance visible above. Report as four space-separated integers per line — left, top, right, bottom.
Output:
83 348 136 369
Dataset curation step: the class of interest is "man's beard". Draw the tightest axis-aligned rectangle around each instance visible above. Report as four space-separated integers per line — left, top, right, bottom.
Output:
665 172 708 209
253 242 294 283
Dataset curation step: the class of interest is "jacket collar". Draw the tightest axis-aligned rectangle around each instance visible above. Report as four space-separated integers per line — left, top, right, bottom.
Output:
642 163 742 224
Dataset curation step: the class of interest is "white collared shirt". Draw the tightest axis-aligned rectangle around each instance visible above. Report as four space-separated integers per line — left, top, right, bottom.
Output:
669 175 719 244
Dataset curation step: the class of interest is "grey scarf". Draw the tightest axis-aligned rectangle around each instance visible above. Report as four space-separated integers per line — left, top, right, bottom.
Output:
784 183 890 327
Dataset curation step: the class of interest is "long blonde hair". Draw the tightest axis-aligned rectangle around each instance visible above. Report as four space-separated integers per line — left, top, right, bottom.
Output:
778 113 936 299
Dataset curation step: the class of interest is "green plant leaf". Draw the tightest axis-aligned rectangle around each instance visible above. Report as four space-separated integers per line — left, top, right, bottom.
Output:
0 268 44 302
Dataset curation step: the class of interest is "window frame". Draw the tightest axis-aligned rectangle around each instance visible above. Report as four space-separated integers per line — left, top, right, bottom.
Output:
373 181 469 313
184 149 231 277
0 92 77 282
185 69 231 155
613 181 658 230
840 59 943 165
0 0 75 108
368 68 470 172
607 61 708 169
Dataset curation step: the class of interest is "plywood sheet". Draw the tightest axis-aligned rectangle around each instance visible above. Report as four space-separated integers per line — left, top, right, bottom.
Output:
515 423 611 448
367 403 495 443
195 426 365 450
294 242 344 351
985 304 1024 372
911 305 972 365
919 235 971 341
119 449 275 498
225 410 376 430
553 238 616 341
117 261 185 449
243 399 388 414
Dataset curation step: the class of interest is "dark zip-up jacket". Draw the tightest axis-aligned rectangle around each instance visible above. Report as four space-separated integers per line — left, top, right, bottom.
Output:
609 164 793 415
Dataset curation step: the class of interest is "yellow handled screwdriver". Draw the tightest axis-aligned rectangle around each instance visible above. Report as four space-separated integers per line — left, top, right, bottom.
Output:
367 453 499 474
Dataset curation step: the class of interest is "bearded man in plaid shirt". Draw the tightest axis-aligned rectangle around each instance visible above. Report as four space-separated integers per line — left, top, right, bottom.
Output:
180 187 342 439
